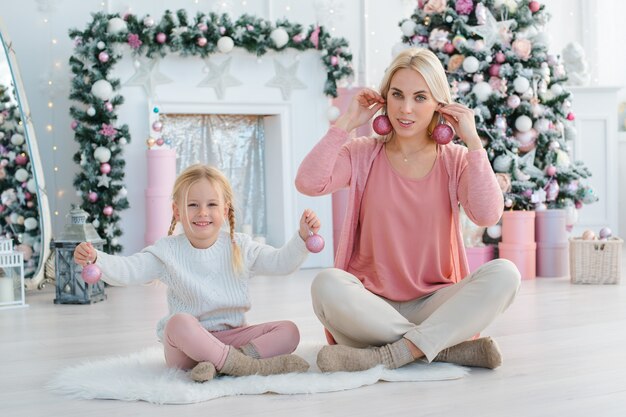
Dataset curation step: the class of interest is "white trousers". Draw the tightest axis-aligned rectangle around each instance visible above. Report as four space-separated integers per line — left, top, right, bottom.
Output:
311 259 521 361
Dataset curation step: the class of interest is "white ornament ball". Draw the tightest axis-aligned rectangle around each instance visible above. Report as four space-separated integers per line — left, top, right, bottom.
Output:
107 17 128 35
515 115 533 133
24 217 38 231
217 36 234 53
143 16 155 27
27 179 36 193
533 118 550 133
15 168 29 182
550 83 563 96
118 137 128 146
270 28 289 48
493 154 513 172
92 219 100 228
94 146 111 163
400 20 417 37
118 187 128 198
458 81 471 93
462 56 480 73
86 107 96 116
91 79 114 101
487 225 502 239
327 106 341 122
472 82 492 103
97 41 106 50
11 133 24 145
513 76 530 94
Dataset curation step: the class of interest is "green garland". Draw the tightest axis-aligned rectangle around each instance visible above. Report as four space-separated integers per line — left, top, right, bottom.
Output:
68 10 354 254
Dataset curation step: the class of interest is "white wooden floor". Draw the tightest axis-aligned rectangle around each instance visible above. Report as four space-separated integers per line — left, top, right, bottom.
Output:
2 265 626 417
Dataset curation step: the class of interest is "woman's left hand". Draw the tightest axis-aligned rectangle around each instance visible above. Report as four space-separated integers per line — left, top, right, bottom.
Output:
299 209 321 241
437 103 483 150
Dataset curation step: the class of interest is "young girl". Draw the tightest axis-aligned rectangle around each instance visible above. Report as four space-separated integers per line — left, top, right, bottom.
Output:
74 164 321 382
296 47 520 372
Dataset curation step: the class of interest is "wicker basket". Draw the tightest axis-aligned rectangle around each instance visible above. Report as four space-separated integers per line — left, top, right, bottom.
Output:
569 237 623 284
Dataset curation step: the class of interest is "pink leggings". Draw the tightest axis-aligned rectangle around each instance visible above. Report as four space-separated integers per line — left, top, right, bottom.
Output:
162 313 300 371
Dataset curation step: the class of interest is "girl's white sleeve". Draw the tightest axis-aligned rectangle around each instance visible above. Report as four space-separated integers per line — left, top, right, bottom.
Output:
240 233 309 276
94 247 166 286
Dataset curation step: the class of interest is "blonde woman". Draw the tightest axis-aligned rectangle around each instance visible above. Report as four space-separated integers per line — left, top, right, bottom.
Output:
74 164 321 381
296 48 520 372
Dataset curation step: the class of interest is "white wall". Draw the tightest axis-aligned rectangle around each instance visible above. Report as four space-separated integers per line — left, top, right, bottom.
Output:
1 0 625 257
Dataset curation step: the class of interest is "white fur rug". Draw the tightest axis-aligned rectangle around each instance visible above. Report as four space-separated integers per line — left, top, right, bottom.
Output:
47 343 468 404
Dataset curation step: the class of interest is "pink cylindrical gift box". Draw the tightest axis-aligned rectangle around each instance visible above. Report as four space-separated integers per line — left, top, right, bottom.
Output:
535 209 567 244
145 149 176 246
536 241 569 278
501 211 536 244
466 246 495 273
499 241 536 280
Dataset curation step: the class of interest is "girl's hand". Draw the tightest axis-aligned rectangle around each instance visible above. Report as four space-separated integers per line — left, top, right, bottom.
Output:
437 103 483 150
73 242 97 266
299 209 321 241
334 88 385 132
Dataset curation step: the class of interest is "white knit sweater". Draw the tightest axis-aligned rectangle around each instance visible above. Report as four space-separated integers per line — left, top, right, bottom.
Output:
95 231 309 340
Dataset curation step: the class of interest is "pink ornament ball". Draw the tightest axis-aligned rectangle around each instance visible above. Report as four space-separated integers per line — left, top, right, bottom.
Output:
598 227 612 240
100 163 111 174
443 42 455 54
71 120 78 130
152 121 163 132
431 123 454 145
15 154 28 165
529 1 541 13
197 37 208 47
488 64 501 77
575 200 583 209
81 263 102 284
495 51 506 63
88 191 98 203
581 230 595 240
105 102 113 112
306 233 325 253
546 165 557 176
372 115 393 135
566 112 575 121
156 32 167 44
156 138 165 146
98 51 110 63
507 95 521 109
103 206 114 216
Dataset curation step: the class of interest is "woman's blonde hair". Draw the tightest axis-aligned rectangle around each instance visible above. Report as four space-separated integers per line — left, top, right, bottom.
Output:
167 164 243 273
378 47 452 142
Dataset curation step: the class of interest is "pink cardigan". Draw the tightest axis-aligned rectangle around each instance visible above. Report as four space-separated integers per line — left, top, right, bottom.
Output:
296 127 503 284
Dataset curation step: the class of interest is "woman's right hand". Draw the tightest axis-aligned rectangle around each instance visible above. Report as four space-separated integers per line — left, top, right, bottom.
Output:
334 88 385 132
74 242 97 267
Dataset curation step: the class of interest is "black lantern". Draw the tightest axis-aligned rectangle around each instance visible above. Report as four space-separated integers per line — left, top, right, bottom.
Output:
52 206 106 304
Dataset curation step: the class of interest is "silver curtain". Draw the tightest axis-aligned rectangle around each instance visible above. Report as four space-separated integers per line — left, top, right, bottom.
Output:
160 114 266 237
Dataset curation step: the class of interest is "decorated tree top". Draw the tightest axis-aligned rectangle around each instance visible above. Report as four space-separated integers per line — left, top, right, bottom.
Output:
398 0 597 218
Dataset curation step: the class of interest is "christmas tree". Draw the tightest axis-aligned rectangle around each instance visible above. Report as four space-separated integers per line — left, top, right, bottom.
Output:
398 0 597 223
0 83 42 278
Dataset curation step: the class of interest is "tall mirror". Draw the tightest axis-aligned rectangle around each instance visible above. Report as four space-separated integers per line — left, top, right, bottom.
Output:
0 17 52 290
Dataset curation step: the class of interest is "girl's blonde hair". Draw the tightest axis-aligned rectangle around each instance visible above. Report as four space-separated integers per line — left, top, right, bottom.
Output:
167 164 243 273
378 47 452 142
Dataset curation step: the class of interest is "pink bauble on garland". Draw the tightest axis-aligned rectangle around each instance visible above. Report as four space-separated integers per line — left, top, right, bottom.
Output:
156 32 167 44
100 163 111 174
152 121 163 132
81 263 102 284
88 191 98 202
372 115 392 135
98 51 110 63
431 123 454 145
197 37 208 47
529 1 541 13
103 206 114 216
305 233 325 253
71 120 78 130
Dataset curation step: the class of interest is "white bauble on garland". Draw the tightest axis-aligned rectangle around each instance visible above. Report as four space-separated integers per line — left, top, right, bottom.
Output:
24 217 38 231
513 76 530 93
27 179 36 193
515 115 533 133
107 17 128 35
217 36 234 53
91 79 114 101
270 28 289 48
94 146 111 163
97 41 106 50
400 20 417 37
327 106 341 122
11 133 24 145
15 168 29 182
86 107 96 116
462 56 480 73
472 82 492 102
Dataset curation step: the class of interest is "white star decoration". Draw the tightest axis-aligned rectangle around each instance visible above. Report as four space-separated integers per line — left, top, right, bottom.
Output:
519 148 544 179
124 58 172 99
197 57 242 100
265 59 307 100
97 174 111 188
468 8 516 50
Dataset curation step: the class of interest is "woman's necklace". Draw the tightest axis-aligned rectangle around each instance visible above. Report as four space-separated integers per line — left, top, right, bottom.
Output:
393 141 433 163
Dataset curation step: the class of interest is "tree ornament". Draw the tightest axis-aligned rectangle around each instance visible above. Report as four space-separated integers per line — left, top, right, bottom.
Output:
197 37 208 47
515 115 533 132
372 115 392 135
270 28 289 48
513 76 530 93
217 36 234 53
100 163 112 174
81 263 102 284
156 32 167 44
15 168 29 182
305 232 325 253
107 17 128 35
493 154 512 172
94 146 111 163
103 206 114 217
152 121 163 132
529 1 541 13
11 133 24 145
104 102 113 112
462 56 480 73
91 79 114 101
507 94 521 109
98 51 110 63
15 154 29 165
431 115 454 145
400 20 417 37
143 16 155 27
88 191 98 203
86 107 96 116
472 82 492 102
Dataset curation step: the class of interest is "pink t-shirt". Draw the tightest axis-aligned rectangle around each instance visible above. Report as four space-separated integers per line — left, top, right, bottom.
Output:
347 147 453 301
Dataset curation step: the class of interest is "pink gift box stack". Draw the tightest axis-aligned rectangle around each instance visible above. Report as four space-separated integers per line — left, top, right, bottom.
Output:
499 211 536 280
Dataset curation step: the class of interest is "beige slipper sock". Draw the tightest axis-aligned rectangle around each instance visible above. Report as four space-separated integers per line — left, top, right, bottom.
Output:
219 347 310 377
434 337 502 369
190 361 217 382
317 338 415 373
